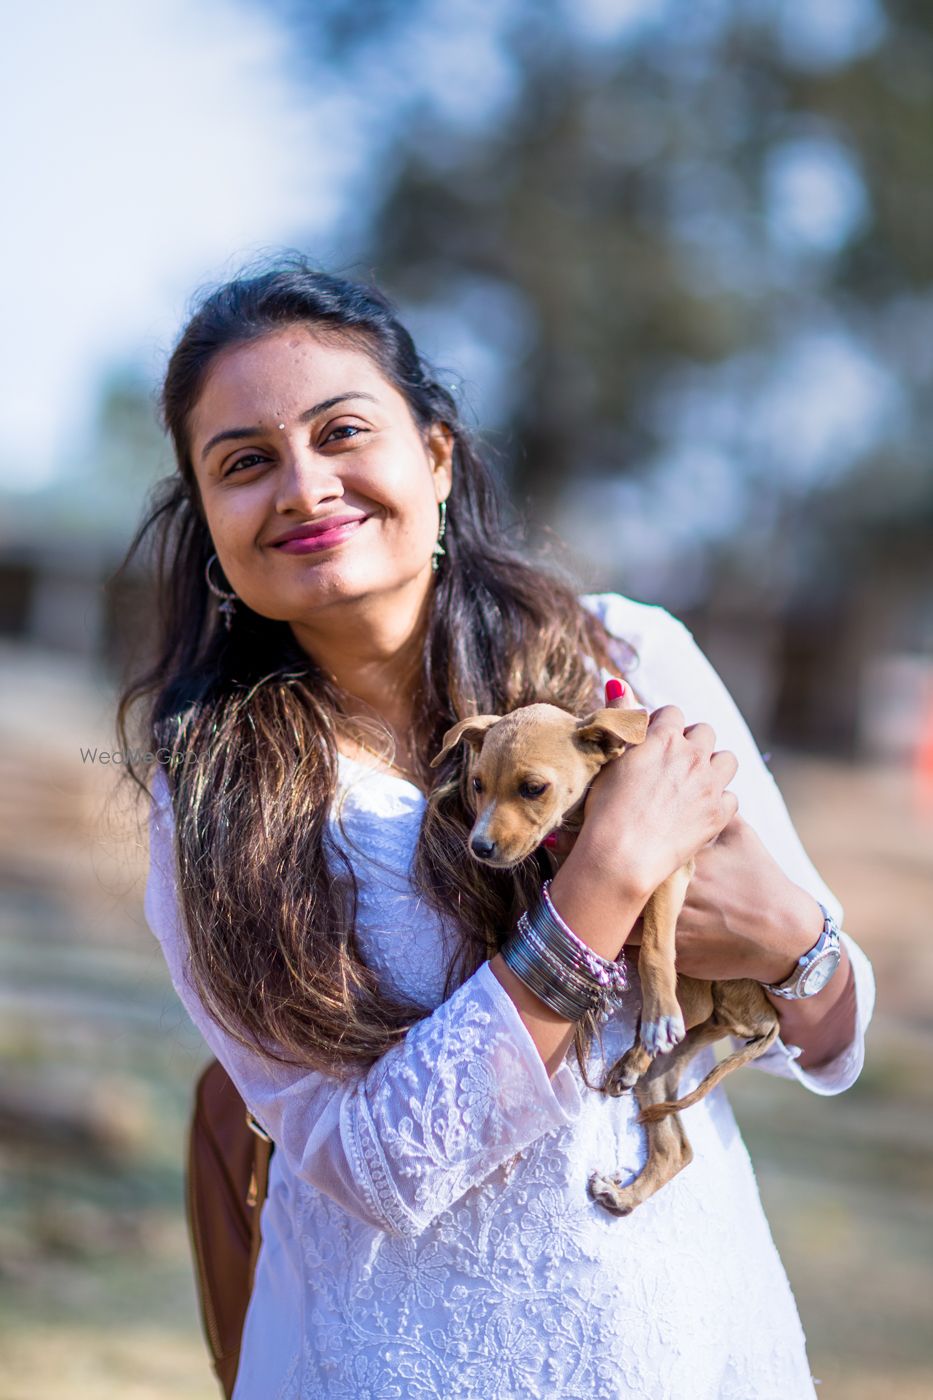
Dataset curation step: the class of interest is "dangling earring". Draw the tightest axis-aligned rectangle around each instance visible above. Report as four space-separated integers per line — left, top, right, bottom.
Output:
431 499 448 572
205 552 238 631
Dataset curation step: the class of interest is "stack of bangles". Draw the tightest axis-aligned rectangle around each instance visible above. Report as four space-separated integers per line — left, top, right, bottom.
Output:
501 878 629 1023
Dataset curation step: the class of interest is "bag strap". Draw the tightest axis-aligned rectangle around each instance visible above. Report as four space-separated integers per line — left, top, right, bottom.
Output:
245 1110 274 1291
187 1060 274 1398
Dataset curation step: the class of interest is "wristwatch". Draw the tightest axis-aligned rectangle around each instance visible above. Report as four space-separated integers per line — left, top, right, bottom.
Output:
762 901 843 1000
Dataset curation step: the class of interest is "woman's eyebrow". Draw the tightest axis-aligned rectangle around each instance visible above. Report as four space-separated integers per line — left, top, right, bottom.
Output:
199 391 379 463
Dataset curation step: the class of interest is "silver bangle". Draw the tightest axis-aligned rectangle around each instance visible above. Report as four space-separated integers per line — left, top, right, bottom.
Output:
503 915 625 1022
517 910 619 1010
512 913 598 1016
502 928 592 1020
500 883 629 1023
540 881 628 994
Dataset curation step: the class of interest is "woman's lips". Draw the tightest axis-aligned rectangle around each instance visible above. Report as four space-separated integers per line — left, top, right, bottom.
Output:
273 518 368 553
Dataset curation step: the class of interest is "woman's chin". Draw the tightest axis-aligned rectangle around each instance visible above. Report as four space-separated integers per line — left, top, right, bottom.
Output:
253 547 433 619
275 572 392 618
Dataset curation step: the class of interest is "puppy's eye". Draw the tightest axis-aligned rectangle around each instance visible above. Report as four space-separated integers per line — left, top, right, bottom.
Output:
519 780 549 799
471 775 484 794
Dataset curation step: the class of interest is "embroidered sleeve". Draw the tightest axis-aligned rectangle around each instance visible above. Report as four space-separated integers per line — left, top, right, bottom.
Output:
586 594 876 1097
144 769 582 1239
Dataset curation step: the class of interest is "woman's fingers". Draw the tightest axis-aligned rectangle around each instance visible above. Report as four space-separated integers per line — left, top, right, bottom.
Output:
646 703 687 730
605 676 640 709
683 720 717 749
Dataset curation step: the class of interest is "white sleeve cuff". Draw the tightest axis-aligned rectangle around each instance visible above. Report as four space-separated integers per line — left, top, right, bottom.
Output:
746 932 876 1097
476 959 585 1124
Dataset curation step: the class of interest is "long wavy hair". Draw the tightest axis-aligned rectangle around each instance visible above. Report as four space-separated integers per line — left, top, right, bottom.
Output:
114 253 640 1088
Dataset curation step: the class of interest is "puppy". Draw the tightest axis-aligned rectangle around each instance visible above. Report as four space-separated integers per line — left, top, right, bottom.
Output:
430 702 781 1216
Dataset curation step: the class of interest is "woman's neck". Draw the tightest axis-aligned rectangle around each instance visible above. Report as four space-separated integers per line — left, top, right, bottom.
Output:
290 583 430 735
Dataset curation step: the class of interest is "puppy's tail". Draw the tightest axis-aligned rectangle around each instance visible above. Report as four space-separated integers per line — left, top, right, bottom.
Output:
637 1021 781 1124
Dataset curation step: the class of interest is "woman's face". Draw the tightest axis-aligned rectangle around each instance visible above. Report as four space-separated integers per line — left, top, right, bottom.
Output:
187 324 453 626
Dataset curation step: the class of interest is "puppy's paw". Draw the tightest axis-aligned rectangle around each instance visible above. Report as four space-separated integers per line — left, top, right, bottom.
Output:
640 1012 686 1057
587 1170 636 1217
604 1043 652 1094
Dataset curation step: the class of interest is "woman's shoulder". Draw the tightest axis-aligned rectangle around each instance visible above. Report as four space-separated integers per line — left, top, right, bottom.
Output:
148 761 174 815
578 590 691 656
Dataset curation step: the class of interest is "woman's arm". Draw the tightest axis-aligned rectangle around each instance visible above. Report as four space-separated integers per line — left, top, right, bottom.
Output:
755 879 860 1072
145 771 584 1240
490 848 650 1077
584 594 877 1095
662 607 875 1093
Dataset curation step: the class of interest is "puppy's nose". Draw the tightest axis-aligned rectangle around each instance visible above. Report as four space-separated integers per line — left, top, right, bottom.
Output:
470 835 497 860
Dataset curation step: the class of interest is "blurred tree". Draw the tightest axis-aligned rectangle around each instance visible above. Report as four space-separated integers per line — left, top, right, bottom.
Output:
268 0 933 624
42 365 172 542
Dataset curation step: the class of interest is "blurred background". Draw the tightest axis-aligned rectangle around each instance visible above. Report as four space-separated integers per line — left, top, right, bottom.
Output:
1 1 931 1396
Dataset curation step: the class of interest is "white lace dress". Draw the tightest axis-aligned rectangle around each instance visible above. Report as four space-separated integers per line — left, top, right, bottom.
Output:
143 592 876 1400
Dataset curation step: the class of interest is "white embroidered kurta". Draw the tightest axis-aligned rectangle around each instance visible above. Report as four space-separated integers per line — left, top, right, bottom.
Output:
143 593 876 1400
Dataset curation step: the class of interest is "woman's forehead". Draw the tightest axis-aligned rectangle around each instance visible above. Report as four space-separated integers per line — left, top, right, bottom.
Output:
188 328 397 449
197 329 382 408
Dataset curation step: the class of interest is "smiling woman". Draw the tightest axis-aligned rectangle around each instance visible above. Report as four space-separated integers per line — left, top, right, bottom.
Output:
189 330 453 642
113 252 874 1400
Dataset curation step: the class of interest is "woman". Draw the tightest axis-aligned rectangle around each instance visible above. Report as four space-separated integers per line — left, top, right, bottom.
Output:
120 255 874 1399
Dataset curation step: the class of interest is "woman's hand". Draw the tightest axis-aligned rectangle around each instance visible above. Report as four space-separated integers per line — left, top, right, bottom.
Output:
552 683 739 902
623 813 825 983
543 679 822 982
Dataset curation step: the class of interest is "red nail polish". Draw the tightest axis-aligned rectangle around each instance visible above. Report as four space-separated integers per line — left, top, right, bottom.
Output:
542 833 558 848
606 678 626 701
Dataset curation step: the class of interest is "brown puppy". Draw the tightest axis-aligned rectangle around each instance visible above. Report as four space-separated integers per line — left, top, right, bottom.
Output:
430 702 781 1216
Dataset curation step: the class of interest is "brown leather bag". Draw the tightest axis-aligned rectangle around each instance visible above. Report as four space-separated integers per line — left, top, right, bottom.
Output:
185 1057 274 1399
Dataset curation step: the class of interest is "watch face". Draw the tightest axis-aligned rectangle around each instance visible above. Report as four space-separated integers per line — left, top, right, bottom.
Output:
800 948 841 996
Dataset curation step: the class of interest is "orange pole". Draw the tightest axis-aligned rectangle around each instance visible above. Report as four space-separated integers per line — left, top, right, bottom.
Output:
914 689 933 821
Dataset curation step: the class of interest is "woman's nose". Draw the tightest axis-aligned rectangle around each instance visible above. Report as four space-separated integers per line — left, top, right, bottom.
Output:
273 445 344 515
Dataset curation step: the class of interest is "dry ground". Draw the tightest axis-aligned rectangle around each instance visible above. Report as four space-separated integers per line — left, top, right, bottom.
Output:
0 639 930 1399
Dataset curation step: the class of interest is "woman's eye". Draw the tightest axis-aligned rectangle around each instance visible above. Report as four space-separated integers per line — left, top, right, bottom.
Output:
519 781 548 799
226 453 265 476
324 424 362 444
224 425 362 475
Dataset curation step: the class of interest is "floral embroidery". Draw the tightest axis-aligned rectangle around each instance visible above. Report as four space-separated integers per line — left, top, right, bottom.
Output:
144 593 873 1400
330 1353 403 1399
372 1238 450 1309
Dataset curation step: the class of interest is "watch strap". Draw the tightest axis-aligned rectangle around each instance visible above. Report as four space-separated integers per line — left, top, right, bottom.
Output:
763 901 841 999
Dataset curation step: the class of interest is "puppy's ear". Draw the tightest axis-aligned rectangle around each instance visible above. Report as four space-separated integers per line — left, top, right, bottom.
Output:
573 706 649 761
429 714 502 768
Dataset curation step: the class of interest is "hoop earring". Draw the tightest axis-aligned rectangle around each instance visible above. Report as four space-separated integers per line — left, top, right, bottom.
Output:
205 552 238 631
431 499 448 572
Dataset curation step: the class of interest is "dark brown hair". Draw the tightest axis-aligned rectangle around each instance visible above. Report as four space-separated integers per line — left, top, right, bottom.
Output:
114 252 639 1085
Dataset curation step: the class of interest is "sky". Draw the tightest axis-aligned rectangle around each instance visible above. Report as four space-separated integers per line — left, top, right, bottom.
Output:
0 0 536 504
0 0 896 561
1 0 370 495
